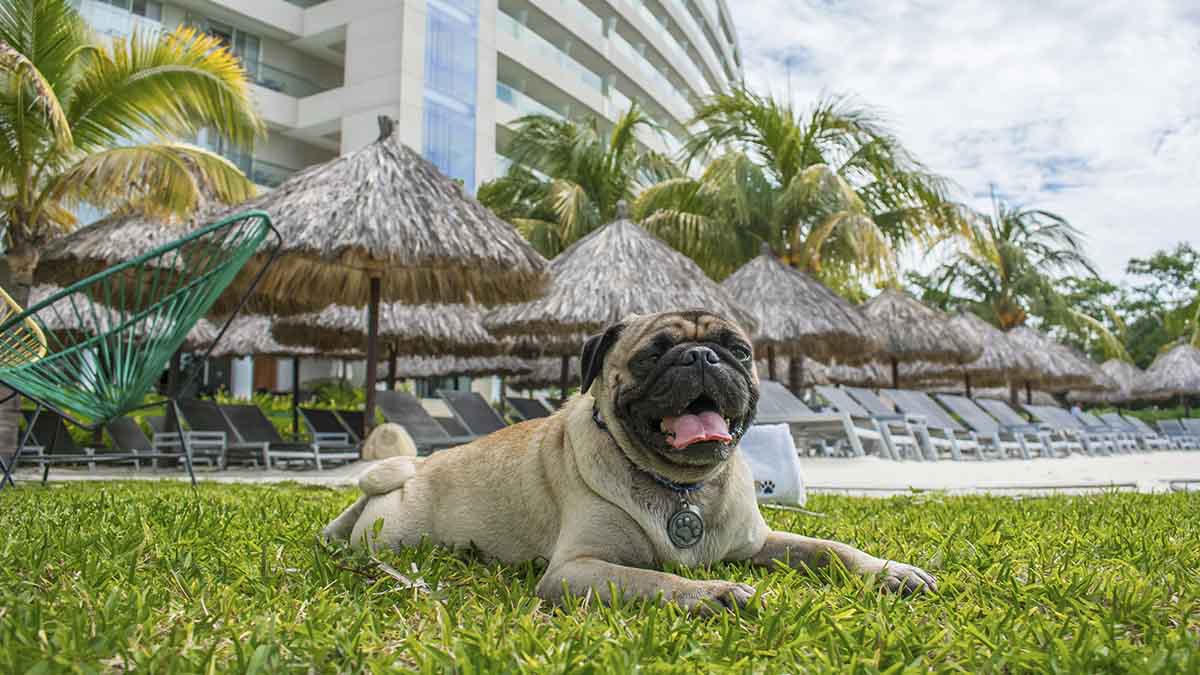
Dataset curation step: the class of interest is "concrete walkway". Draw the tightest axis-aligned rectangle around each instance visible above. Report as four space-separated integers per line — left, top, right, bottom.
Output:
9 451 1200 495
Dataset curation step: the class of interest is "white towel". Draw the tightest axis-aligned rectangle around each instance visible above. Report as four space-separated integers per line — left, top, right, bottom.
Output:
739 423 806 506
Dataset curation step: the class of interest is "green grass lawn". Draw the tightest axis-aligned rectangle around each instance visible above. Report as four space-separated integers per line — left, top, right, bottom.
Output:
2 483 1198 673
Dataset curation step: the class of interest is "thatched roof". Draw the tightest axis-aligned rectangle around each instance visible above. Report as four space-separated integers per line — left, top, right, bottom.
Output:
503 332 591 358
895 312 1036 386
756 357 830 387
29 285 218 351
204 316 318 358
271 304 499 356
486 211 754 337
971 387 1060 407
210 116 548 312
822 360 892 388
35 212 196 287
394 356 531 379
1138 344 1200 400
509 357 579 390
1004 326 1109 391
721 249 880 362
859 290 982 365
1068 360 1149 404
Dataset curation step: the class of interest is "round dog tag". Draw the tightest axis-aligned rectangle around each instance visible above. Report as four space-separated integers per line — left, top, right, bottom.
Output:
667 503 704 548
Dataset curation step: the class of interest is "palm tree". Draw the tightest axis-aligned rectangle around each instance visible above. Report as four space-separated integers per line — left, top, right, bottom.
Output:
635 88 964 289
0 0 261 458
921 190 1095 331
1 0 262 301
477 105 677 258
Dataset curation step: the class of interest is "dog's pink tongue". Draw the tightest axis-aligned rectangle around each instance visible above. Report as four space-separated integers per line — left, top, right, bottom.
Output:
663 411 732 449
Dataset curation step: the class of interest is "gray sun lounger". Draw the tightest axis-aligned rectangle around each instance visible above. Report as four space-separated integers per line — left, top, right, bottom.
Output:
175 399 261 468
1073 410 1138 453
974 398 1081 457
222 404 357 470
299 407 360 453
1099 413 1172 451
754 380 885 458
1024 404 1118 456
18 410 97 470
508 397 554 421
335 410 365 444
1156 420 1197 448
878 389 985 461
105 416 212 470
439 390 508 436
811 385 923 460
1181 419 1200 445
377 390 475 453
934 394 1047 460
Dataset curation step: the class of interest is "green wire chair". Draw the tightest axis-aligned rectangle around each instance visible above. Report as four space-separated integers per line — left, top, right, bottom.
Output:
0 210 280 487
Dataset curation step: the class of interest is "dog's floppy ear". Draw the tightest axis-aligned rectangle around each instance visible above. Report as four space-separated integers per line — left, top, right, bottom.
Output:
580 322 624 395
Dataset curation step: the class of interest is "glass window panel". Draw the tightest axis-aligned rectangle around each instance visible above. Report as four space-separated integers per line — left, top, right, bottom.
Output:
423 97 476 191
424 6 477 104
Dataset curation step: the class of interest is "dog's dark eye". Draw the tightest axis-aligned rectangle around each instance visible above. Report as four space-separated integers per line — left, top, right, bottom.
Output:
730 346 752 362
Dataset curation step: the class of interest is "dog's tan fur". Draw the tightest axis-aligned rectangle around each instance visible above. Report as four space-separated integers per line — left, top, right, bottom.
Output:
325 311 935 612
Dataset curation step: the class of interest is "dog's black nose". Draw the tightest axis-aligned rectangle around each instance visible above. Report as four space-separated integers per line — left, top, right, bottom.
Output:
680 346 720 367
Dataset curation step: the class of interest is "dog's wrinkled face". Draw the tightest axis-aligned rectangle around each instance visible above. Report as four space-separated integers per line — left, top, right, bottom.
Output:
582 311 759 480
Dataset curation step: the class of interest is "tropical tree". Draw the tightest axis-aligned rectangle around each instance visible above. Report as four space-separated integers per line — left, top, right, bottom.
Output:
915 190 1096 331
634 88 965 289
0 0 262 456
0 0 262 301
477 105 677 258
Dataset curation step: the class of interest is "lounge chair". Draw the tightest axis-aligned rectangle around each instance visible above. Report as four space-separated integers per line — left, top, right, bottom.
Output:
335 410 365 444
1182 419 1200 444
221 404 357 470
299 407 360 453
105 416 188 470
1023 404 1117 456
754 380 879 458
439 391 508 436
1073 410 1139 453
1098 413 1173 450
508 397 553 421
376 390 475 453
974 398 1081 457
1156 420 1197 448
876 389 985 461
175 399 255 468
934 393 1047 459
811 385 923 460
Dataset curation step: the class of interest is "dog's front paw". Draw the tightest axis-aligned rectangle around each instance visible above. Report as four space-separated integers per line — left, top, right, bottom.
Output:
676 580 757 614
873 560 937 596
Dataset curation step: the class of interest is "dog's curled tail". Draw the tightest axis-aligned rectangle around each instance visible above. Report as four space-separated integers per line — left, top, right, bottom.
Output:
322 457 418 542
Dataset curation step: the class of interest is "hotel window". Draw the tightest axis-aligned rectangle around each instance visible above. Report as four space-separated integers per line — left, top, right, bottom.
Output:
97 0 162 20
423 0 478 190
193 17 261 77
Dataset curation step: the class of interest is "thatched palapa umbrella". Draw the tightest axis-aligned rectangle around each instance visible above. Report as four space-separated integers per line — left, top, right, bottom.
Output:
393 356 531 380
1067 359 1149 406
1139 344 1200 415
510 357 580 392
1004 326 1111 404
822 360 891 388
721 245 879 391
272 303 500 393
859 290 983 388
898 312 1035 396
486 203 753 402
206 116 548 430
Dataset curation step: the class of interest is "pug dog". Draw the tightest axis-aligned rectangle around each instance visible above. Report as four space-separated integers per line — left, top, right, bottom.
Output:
325 310 936 612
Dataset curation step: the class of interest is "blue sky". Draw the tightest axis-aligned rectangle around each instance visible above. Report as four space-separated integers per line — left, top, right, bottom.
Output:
726 0 1200 280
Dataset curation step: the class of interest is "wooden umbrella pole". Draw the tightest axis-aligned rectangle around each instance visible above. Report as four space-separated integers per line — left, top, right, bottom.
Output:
964 371 972 398
559 355 569 405
386 344 398 391
787 356 802 395
1025 382 1033 405
498 375 507 416
291 355 301 437
766 346 777 381
1009 380 1019 406
364 277 382 433
891 357 900 390
166 349 182 433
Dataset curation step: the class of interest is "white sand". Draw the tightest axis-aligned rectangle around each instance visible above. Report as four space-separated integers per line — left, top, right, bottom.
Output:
10 451 1200 495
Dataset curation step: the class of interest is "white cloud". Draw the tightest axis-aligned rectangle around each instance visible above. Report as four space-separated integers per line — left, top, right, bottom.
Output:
726 0 1200 279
